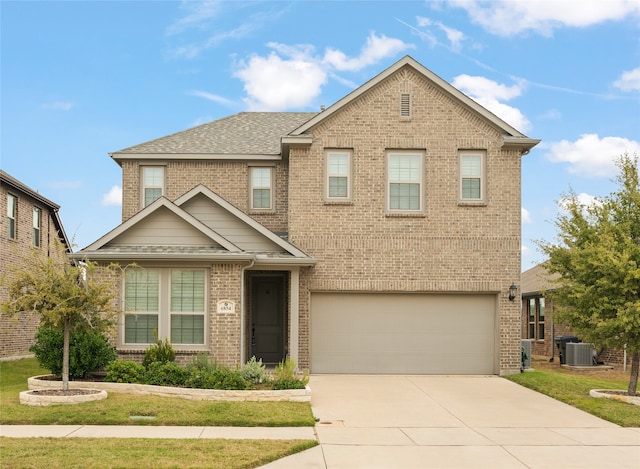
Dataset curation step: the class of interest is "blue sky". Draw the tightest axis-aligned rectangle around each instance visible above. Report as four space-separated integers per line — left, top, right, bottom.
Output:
2 0 639 270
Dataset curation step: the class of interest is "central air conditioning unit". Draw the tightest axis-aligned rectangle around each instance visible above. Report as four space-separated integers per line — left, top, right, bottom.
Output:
566 342 594 366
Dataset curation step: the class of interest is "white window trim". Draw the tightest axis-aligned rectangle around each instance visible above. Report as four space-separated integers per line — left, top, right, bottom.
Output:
458 150 486 205
324 150 353 203
249 166 275 212
140 165 166 209
33 206 41 247
121 268 209 351
385 151 425 215
7 193 17 240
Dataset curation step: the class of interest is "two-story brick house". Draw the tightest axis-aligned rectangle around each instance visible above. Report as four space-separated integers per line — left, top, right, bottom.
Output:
1 170 71 358
75 56 539 375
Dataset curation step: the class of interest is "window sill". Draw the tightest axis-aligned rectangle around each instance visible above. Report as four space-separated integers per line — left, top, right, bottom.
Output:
385 212 426 218
249 209 276 215
324 200 353 205
458 201 487 207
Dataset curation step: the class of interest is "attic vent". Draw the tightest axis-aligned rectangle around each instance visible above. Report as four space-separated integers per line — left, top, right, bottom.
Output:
400 93 411 118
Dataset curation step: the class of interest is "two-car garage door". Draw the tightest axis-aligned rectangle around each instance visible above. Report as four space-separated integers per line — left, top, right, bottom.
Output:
310 293 496 374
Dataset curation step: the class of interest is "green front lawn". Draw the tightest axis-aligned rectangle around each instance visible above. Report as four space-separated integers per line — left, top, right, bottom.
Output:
505 360 640 427
0 358 316 426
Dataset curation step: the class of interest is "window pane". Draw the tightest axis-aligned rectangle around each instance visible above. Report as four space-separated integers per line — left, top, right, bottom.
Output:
390 183 420 210
461 178 481 199
538 323 545 340
528 323 535 339
171 314 204 344
144 188 162 207
143 167 164 186
171 270 205 312
461 155 481 177
125 314 158 344
328 154 348 176
7 195 16 239
528 299 535 321
252 168 271 187
33 207 41 247
329 177 348 197
539 298 545 320
125 269 159 312
389 155 420 181
252 189 271 208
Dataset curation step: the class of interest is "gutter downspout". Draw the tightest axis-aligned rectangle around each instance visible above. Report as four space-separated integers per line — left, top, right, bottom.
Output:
239 257 255 365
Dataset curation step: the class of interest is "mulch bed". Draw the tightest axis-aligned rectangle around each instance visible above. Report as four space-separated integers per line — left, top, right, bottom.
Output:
27 389 103 396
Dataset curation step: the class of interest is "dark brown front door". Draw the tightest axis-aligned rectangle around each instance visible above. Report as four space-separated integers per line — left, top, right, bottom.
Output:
251 274 286 364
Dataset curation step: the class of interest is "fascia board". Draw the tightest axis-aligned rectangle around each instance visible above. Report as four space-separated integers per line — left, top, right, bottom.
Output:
70 251 255 262
110 153 281 163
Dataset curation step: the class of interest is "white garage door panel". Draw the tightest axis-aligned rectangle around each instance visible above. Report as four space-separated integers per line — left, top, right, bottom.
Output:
311 293 496 374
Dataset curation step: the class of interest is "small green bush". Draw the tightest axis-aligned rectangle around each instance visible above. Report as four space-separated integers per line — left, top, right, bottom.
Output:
272 356 308 389
30 327 116 379
272 378 307 390
237 356 267 384
104 361 145 383
144 361 189 386
142 338 176 368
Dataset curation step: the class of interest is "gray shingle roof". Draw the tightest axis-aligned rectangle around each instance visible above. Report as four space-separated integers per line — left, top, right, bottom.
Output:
113 112 318 155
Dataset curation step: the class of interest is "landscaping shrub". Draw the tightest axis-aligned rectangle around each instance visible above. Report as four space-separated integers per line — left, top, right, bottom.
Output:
272 378 307 390
237 356 267 384
104 361 145 383
142 337 175 368
143 361 189 386
272 356 308 390
30 327 116 379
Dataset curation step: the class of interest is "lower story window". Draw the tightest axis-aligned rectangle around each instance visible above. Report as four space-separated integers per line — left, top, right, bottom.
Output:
123 268 207 347
527 297 545 341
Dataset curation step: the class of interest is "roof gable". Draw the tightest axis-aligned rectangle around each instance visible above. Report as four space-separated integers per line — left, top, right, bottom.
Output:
175 185 310 258
287 55 539 152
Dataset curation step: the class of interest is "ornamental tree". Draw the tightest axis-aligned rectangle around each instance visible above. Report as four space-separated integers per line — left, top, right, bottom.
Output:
1 243 118 391
539 153 640 395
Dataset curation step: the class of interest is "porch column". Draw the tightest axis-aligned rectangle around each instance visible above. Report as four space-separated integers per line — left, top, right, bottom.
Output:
289 267 300 368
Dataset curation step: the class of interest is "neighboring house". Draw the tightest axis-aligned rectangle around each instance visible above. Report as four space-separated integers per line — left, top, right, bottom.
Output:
74 56 539 375
0 170 71 359
521 264 629 366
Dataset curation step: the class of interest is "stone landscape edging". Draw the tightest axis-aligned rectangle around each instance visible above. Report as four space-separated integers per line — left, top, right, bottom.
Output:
27 375 311 402
20 389 108 406
589 389 640 406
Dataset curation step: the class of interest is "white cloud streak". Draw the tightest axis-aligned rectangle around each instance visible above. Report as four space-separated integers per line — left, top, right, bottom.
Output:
522 207 533 224
42 102 74 111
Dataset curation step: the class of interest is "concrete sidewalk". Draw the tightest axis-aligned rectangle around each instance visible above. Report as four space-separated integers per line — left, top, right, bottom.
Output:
0 424 316 440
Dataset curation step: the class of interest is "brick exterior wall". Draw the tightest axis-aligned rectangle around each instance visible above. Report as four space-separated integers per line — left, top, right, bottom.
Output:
0 183 67 359
288 67 523 374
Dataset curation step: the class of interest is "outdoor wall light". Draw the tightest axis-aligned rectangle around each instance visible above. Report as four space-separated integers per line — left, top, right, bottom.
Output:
508 283 518 301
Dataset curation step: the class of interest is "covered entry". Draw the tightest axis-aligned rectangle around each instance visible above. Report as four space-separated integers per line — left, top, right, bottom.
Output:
310 293 496 374
249 273 288 365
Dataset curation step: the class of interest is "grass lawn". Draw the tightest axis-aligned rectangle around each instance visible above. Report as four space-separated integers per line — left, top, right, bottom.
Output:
505 358 640 427
0 437 318 469
0 358 316 426
1 358 318 468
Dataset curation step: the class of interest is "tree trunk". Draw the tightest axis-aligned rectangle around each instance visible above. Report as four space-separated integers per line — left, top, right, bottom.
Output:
628 351 639 397
62 317 70 392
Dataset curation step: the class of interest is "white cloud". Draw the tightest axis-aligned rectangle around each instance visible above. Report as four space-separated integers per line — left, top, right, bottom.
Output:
452 75 531 132
545 134 640 177
49 180 83 190
415 16 466 51
233 33 412 111
166 0 221 36
234 50 327 111
558 192 601 214
522 207 533 224
613 67 640 92
101 186 122 206
323 32 413 71
448 0 640 37
42 102 73 111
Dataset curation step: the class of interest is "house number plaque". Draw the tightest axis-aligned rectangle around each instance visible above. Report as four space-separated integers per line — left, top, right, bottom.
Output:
217 300 235 314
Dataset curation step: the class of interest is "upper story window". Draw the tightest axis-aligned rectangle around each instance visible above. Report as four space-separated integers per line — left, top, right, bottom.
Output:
6 194 16 239
459 151 486 204
250 167 273 211
527 297 545 341
123 268 207 347
33 207 41 247
386 152 424 214
142 166 164 207
325 150 352 202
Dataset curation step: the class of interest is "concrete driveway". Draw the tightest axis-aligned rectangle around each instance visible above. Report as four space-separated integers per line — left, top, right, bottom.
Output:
263 375 640 468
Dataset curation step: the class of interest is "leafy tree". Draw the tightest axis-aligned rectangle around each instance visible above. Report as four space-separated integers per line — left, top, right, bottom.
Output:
539 153 640 395
1 243 118 391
